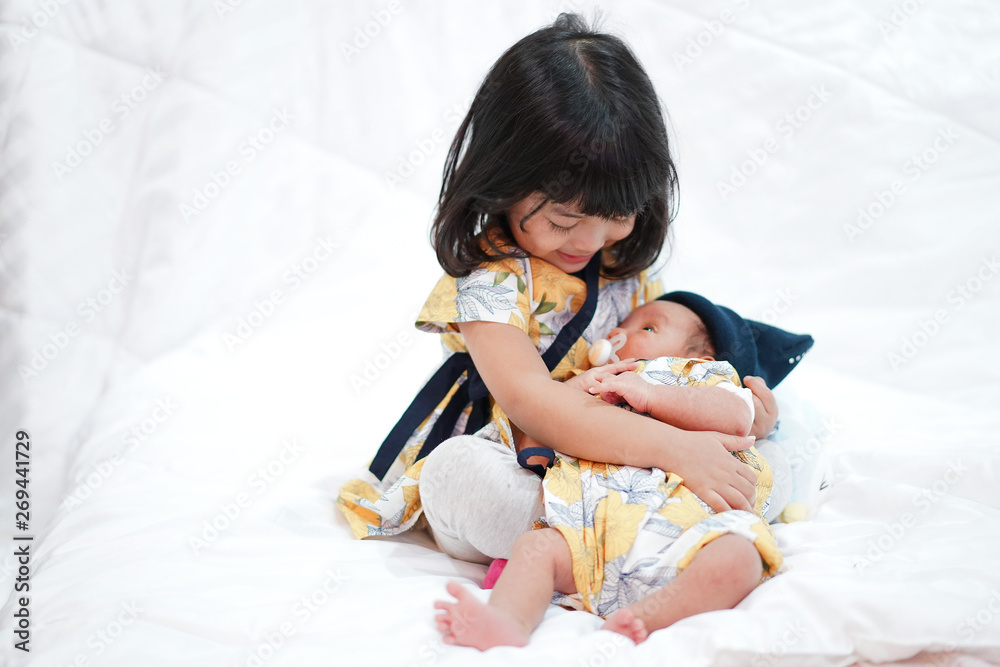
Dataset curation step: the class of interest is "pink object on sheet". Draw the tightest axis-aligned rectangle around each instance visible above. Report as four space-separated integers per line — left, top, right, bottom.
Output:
482 558 508 589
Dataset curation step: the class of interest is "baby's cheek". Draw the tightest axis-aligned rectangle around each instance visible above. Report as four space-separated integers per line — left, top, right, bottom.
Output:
617 340 642 360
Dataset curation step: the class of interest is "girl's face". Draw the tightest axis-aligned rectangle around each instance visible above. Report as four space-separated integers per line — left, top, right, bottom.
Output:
506 193 635 274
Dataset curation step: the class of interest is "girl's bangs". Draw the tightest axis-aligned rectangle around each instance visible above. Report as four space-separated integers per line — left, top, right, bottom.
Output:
540 136 656 220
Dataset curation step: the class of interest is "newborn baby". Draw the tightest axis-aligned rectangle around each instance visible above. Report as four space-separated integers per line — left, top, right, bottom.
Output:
434 291 813 649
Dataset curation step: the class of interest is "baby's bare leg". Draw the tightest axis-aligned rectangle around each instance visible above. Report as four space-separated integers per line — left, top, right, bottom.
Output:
602 534 763 640
434 528 575 650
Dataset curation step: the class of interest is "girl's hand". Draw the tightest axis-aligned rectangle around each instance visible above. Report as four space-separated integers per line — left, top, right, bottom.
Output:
671 431 758 513
744 376 778 439
563 359 639 393
587 372 652 413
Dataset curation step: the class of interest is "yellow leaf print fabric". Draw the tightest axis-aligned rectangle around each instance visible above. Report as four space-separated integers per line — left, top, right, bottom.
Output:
336 251 662 540
542 357 783 617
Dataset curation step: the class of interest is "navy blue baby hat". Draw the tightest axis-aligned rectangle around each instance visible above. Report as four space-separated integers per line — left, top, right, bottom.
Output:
656 291 814 388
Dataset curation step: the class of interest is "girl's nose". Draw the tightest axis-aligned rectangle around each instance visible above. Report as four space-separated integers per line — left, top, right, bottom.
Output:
573 223 607 254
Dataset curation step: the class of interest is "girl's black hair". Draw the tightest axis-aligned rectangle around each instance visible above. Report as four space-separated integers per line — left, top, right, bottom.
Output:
432 13 678 279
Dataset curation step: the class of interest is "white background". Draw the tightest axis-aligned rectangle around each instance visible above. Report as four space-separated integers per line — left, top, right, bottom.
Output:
1 1 999 666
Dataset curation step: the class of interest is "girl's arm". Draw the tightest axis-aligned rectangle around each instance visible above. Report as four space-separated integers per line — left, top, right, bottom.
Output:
459 320 758 513
588 372 753 437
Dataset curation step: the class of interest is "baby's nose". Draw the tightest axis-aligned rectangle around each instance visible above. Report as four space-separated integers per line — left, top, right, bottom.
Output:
607 326 624 339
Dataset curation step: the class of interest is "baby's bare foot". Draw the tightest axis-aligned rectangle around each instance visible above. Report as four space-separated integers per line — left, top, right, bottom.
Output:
433 581 529 650
601 608 649 644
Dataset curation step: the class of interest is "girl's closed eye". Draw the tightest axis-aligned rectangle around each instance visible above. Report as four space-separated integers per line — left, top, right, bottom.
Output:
548 220 574 234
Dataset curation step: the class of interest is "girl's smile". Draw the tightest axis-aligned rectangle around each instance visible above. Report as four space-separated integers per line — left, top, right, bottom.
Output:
507 194 635 274
555 249 594 266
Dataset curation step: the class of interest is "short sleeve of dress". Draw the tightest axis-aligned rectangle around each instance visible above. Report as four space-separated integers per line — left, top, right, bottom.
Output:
415 257 531 336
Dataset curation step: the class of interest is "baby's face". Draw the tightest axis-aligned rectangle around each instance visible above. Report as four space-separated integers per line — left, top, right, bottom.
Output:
609 300 708 361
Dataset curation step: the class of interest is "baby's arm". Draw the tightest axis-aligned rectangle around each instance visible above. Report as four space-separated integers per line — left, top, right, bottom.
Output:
588 371 753 437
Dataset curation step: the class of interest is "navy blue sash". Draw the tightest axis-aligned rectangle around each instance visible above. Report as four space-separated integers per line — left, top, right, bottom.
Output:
368 255 601 480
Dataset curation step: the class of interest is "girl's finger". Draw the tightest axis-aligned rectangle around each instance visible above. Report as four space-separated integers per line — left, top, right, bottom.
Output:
701 490 732 514
599 358 638 373
736 462 757 486
724 483 754 513
721 434 755 452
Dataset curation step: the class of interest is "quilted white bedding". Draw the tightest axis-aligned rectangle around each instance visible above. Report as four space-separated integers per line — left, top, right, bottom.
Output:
1 1 999 665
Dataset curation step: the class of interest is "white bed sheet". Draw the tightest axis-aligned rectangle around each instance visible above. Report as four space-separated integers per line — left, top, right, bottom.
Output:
1 1 999 666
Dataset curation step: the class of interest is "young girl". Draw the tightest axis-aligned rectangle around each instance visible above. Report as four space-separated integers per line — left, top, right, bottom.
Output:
338 14 774 569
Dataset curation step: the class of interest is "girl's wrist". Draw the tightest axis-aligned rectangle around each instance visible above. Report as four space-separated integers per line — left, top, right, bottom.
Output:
646 421 690 471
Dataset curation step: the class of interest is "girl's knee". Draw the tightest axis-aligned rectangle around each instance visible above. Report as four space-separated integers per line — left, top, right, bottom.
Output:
420 436 481 491
421 436 541 523
420 436 496 518
421 436 542 560
420 437 483 535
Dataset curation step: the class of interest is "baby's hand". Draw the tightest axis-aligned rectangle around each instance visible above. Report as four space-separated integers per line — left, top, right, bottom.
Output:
744 376 778 439
588 371 652 413
564 359 639 393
